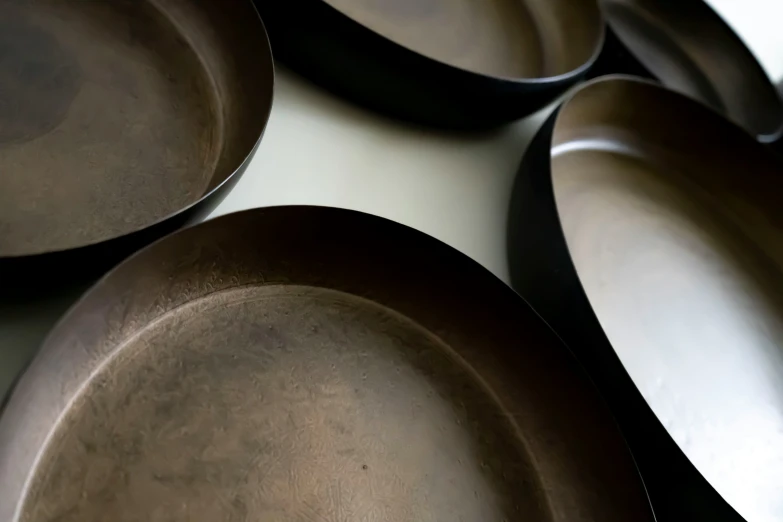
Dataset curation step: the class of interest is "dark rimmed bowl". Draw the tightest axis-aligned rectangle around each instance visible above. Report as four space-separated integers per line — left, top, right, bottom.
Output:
509 75 783 522
255 0 603 128
590 0 783 149
0 206 655 522
0 0 274 278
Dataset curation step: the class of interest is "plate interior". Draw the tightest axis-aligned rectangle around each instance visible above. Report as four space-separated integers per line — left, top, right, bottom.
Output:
551 82 783 522
324 0 601 78
20 285 548 522
602 0 783 139
0 0 220 256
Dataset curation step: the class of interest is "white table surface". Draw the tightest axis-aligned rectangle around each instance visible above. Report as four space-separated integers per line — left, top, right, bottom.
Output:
207 69 552 280
2 1 782 521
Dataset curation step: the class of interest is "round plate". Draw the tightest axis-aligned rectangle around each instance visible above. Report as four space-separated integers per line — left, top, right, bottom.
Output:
326 0 590 79
255 0 602 126
0 207 653 522
0 0 273 257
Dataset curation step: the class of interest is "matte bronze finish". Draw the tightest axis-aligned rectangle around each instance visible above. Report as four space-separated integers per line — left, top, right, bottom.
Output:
324 0 593 79
595 0 783 144
508 77 783 522
0 207 654 522
0 0 274 258
255 0 602 127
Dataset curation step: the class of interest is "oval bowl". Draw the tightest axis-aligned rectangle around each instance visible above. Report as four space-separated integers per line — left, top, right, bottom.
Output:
509 75 783 522
255 0 603 127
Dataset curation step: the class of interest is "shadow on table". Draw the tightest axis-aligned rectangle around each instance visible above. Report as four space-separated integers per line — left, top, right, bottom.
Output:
0 263 99 404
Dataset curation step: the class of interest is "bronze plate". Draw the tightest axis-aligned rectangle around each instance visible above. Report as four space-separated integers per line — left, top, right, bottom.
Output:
323 0 601 79
0 0 273 257
551 77 783 522
0 207 653 522
600 0 783 142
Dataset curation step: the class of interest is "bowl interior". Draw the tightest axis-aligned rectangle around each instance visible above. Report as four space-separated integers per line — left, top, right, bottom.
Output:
324 0 602 79
0 207 654 522
602 0 783 140
551 78 783 522
0 0 273 257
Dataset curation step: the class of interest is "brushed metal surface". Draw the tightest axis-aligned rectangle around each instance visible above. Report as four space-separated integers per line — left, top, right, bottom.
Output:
0 0 273 257
323 0 601 78
600 0 783 142
0 207 653 522
551 78 783 522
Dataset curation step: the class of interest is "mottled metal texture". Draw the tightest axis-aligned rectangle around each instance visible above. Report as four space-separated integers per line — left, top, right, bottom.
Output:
324 0 595 79
508 76 783 522
593 0 783 145
0 0 274 258
0 207 654 522
255 0 603 127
